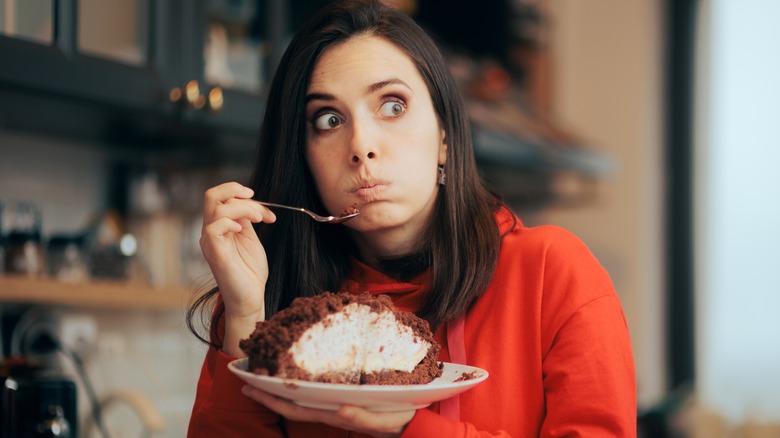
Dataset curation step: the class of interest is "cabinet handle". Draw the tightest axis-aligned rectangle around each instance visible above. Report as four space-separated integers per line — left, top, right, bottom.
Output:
169 87 183 103
207 87 224 112
168 80 203 108
169 81 223 112
185 80 206 109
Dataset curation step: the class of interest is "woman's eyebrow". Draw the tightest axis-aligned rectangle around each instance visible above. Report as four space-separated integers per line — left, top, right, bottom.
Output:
366 78 411 95
305 92 334 104
305 78 412 103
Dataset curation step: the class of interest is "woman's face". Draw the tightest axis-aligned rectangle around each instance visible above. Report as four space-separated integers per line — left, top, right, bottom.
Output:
305 35 447 253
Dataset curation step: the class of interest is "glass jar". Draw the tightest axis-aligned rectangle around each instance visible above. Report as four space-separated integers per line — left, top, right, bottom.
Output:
1 201 44 276
46 235 88 282
5 231 44 276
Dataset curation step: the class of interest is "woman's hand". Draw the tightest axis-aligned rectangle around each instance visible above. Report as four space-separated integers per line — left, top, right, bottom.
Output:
241 386 414 438
200 182 276 356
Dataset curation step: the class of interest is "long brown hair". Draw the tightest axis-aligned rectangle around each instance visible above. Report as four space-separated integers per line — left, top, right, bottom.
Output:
187 0 502 347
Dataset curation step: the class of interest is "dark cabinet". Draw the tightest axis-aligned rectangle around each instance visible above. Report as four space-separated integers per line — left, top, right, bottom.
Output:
0 0 289 155
1 0 613 208
175 0 273 135
1 1 173 113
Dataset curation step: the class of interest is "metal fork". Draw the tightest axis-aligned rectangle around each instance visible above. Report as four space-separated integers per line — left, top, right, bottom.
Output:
255 201 359 224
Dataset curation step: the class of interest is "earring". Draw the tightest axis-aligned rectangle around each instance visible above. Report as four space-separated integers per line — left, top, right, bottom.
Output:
438 164 446 185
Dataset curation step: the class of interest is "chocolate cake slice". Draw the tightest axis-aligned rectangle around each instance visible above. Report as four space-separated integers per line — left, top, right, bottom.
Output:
239 292 442 385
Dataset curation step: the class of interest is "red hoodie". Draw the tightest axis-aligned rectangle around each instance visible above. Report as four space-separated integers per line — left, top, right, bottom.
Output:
188 209 637 437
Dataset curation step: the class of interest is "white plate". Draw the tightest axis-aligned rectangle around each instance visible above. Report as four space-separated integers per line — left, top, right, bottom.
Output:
228 358 488 412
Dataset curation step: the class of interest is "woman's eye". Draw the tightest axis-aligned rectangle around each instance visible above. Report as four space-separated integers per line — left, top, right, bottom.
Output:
379 100 406 117
313 113 343 130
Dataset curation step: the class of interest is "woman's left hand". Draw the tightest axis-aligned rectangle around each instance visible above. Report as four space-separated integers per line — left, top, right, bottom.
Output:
241 385 414 438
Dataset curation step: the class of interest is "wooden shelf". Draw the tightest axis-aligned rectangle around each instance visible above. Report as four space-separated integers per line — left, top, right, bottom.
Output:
0 275 193 311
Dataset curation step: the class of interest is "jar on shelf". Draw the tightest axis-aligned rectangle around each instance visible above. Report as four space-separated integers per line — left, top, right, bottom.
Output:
46 235 88 282
5 231 44 276
1 201 44 276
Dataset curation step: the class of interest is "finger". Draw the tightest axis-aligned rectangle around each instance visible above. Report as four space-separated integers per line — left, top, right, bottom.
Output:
337 405 414 435
200 217 248 257
202 216 245 241
242 386 321 421
234 216 264 238
200 218 241 255
241 386 413 435
242 386 354 427
203 182 254 221
232 199 277 223
201 216 244 240
213 200 275 225
205 182 254 207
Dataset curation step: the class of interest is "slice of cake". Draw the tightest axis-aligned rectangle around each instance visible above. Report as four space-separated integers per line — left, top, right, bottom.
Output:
239 291 442 385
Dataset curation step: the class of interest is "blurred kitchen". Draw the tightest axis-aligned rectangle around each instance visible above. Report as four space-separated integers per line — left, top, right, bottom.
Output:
1 0 778 436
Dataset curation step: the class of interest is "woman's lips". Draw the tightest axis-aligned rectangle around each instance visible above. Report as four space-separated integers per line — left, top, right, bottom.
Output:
352 183 388 202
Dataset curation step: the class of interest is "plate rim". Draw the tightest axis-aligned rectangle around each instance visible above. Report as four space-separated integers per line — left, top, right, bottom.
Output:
228 357 489 391
228 358 489 411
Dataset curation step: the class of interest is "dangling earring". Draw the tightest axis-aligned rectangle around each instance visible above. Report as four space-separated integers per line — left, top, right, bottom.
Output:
438 164 446 185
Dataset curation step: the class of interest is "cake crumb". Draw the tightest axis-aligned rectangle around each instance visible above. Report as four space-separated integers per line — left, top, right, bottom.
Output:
340 203 359 216
453 371 480 382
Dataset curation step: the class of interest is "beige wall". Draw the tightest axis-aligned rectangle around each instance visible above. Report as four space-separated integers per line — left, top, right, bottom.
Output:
540 0 666 408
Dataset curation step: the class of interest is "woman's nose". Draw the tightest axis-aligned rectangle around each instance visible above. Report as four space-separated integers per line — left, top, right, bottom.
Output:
351 150 376 163
349 117 378 164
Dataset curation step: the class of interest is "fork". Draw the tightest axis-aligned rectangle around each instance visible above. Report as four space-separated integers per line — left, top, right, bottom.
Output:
255 201 359 224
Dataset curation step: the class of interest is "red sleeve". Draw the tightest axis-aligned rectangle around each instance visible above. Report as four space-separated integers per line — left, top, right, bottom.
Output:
402 410 513 437
537 228 636 437
539 295 636 437
187 347 284 437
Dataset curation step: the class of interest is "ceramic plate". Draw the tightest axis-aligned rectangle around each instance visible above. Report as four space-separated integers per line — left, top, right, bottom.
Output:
228 358 488 412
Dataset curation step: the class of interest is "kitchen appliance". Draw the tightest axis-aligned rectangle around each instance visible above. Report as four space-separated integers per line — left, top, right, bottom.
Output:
1 374 77 437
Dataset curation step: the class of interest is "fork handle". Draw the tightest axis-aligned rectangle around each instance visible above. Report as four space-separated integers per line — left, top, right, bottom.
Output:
255 201 305 213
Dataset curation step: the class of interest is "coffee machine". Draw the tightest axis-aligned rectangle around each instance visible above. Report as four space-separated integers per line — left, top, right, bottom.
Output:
2 373 78 438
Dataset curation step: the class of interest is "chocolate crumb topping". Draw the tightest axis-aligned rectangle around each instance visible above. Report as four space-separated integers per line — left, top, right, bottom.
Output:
453 371 480 382
239 291 442 385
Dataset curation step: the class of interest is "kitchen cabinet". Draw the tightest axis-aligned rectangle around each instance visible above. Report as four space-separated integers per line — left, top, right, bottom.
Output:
176 0 268 135
0 0 291 149
1 1 175 116
2 0 612 178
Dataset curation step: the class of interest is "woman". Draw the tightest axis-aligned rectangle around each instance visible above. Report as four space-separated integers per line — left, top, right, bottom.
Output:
187 0 636 436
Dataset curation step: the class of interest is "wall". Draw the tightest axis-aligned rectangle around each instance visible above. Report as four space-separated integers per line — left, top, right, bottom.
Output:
540 0 666 409
0 131 109 236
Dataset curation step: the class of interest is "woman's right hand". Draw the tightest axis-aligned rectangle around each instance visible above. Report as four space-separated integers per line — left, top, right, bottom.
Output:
200 182 276 356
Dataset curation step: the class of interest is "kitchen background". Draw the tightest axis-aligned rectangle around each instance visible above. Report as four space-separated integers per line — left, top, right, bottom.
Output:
1 0 778 436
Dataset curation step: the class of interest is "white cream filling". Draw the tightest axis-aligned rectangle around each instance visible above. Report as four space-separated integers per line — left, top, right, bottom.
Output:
288 303 430 376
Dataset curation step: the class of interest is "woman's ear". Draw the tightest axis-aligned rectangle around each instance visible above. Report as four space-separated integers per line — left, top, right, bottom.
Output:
438 130 448 165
